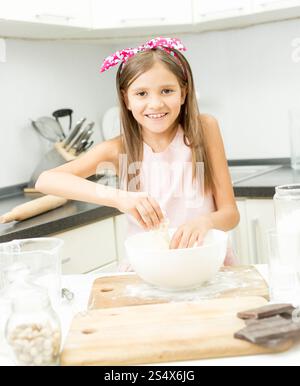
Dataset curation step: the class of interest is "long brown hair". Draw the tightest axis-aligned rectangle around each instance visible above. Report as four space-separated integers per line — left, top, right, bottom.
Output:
116 47 215 194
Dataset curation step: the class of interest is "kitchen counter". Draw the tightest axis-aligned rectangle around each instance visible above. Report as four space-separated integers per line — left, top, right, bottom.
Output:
0 265 299 366
233 164 300 198
0 179 120 243
1 159 300 243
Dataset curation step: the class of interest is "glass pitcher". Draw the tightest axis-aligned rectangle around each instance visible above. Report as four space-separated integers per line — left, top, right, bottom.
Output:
0 238 64 308
273 184 300 290
274 184 300 236
0 238 63 357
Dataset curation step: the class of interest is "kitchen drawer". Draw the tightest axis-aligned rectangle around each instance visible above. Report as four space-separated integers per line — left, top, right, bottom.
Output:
54 218 117 274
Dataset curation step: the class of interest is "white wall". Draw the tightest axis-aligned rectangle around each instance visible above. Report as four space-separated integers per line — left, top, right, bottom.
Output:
0 17 300 188
183 19 300 161
0 39 117 188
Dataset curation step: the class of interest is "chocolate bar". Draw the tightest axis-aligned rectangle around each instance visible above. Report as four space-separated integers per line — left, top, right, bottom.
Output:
234 315 300 345
237 303 295 320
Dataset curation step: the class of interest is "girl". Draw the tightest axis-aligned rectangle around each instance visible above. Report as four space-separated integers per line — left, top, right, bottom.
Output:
36 37 240 266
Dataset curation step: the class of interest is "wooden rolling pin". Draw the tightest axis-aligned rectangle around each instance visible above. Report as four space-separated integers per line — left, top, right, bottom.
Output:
0 195 68 224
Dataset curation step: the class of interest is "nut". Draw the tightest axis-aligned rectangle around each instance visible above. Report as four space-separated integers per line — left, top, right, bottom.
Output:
8 323 61 366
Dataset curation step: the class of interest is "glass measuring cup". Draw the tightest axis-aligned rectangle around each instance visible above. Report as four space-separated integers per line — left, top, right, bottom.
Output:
0 238 64 308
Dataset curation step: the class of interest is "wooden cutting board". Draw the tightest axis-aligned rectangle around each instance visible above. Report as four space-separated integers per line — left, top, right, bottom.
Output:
61 296 291 366
88 265 269 310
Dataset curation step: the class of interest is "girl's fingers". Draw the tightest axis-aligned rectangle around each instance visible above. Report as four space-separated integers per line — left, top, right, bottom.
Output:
170 229 183 249
143 197 160 228
188 233 199 248
136 203 154 229
131 208 148 230
147 197 164 224
178 231 192 249
141 199 160 229
197 234 204 246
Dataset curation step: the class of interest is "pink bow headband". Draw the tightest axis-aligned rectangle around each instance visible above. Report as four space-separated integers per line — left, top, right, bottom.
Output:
100 37 187 73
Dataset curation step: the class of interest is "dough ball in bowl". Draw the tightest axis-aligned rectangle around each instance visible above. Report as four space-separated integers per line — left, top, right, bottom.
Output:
125 228 228 291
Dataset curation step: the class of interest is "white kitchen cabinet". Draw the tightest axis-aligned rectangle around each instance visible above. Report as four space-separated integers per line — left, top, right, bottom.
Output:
0 0 91 28
0 0 300 39
91 0 193 29
194 0 300 21
193 0 300 33
229 199 250 265
231 198 276 265
252 0 300 12
54 218 117 274
89 261 118 274
194 0 252 21
0 0 37 21
245 199 275 265
114 214 127 263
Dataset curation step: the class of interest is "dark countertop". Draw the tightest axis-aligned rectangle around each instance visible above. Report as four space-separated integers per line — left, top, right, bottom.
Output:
233 164 300 198
1 158 300 243
0 179 120 243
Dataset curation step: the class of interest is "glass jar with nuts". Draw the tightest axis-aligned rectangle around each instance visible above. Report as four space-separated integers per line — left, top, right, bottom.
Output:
5 284 61 366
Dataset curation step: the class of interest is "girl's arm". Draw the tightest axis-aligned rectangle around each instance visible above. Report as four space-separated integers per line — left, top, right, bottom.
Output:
35 137 164 229
170 114 240 249
35 137 121 207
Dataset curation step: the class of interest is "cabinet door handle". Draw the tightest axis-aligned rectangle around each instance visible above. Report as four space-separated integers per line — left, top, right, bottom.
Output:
259 1 282 8
35 14 74 22
198 7 245 17
251 218 260 264
62 257 71 265
120 17 166 24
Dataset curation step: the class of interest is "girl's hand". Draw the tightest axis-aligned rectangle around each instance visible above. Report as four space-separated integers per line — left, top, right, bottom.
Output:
170 216 213 249
116 191 164 230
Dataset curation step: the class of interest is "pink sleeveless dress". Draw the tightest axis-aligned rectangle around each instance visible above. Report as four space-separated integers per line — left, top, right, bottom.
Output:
125 126 236 266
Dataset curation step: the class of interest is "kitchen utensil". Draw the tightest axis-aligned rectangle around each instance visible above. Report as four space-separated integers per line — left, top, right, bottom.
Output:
76 127 93 147
74 128 94 155
87 266 269 310
61 288 74 302
125 228 228 290
101 106 120 140
0 238 64 308
81 127 94 143
65 124 89 152
76 140 94 155
75 139 88 156
62 118 86 148
31 117 64 142
52 108 73 138
61 296 292 366
67 122 94 153
82 141 94 152
0 195 67 223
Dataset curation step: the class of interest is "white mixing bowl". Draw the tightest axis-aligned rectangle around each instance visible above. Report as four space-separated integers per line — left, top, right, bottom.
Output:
125 228 228 291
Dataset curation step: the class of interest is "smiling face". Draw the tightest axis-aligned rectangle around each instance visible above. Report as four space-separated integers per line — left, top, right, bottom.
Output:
123 61 186 135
